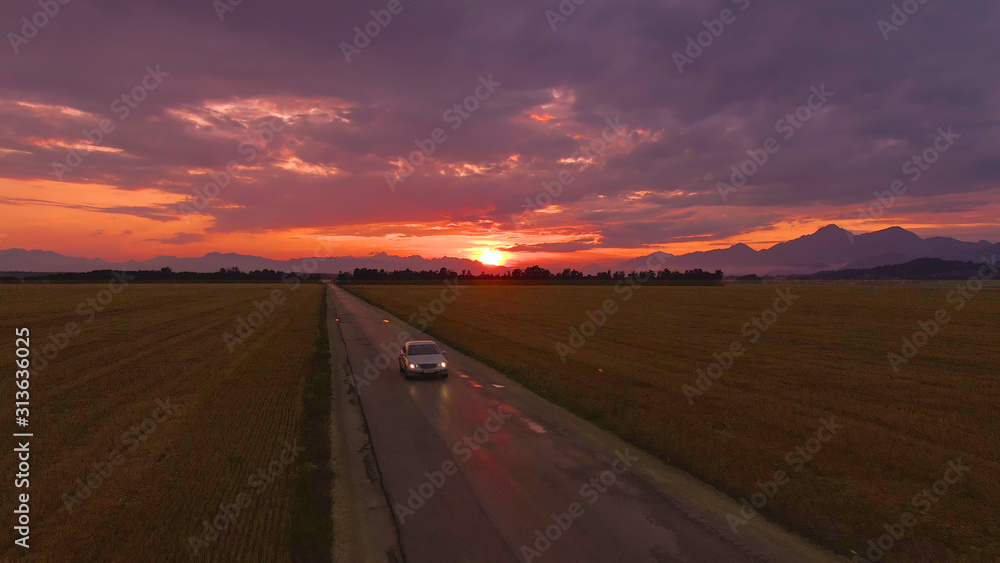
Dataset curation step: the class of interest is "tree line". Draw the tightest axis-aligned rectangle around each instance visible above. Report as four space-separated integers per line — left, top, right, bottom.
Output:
337 266 724 282
4 267 324 283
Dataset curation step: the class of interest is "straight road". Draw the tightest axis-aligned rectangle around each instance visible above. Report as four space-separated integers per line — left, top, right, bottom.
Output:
329 284 845 563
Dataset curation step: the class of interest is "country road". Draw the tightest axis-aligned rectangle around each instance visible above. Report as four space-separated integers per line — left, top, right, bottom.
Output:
328 284 846 563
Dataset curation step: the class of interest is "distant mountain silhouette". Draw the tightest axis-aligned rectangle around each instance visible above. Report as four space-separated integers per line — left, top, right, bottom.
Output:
2 225 996 276
619 225 998 276
0 248 507 275
799 257 999 280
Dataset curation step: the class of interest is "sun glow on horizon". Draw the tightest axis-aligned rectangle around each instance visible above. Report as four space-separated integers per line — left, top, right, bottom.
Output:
478 249 505 266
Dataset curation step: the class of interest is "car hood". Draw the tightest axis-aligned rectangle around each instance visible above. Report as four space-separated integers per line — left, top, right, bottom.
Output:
407 353 445 364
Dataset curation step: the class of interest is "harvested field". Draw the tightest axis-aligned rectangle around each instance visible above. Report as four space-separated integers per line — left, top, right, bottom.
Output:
0 283 329 562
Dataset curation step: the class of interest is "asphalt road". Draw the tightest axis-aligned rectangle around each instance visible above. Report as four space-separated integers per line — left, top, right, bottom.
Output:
329 284 845 563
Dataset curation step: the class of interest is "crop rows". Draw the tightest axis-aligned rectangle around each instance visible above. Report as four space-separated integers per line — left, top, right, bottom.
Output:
0 283 324 562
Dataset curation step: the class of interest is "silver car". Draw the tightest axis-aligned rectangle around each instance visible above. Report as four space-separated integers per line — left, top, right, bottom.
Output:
398 340 449 379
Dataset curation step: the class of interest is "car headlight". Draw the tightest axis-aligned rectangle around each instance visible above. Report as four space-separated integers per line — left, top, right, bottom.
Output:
408 363 416 369
440 362 447 368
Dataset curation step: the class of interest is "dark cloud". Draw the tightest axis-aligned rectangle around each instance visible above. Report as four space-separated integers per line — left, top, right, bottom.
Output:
500 240 599 253
1 0 998 248
147 232 206 244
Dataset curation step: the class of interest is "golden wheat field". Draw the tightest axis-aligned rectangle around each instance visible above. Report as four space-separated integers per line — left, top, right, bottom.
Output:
0 283 328 563
348 283 1000 562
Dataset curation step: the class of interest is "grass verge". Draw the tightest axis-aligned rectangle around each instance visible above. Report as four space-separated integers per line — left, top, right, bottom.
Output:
288 284 334 560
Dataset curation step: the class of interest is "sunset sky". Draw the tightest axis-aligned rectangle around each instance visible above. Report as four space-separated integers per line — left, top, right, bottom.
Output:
1 0 998 267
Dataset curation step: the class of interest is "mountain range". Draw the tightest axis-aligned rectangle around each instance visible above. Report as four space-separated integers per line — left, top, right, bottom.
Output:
1 225 996 276
799 258 999 281
617 225 997 276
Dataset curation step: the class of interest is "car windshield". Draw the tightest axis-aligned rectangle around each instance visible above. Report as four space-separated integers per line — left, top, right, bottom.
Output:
407 343 440 356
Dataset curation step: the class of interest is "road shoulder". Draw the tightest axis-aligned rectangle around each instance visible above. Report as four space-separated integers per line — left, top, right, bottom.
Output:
327 285 403 563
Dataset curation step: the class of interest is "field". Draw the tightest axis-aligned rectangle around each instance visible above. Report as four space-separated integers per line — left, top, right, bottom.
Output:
348 283 1000 561
0 283 331 562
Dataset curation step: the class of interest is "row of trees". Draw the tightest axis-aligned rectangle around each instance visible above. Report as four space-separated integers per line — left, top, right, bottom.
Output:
343 267 457 281
337 266 724 281
7 265 726 283
503 267 725 281
17 267 323 283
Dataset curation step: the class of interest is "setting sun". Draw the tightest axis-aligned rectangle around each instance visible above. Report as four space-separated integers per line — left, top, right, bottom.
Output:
478 249 505 266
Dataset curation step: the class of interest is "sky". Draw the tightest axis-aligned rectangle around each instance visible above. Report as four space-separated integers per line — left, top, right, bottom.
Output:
1 0 998 267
